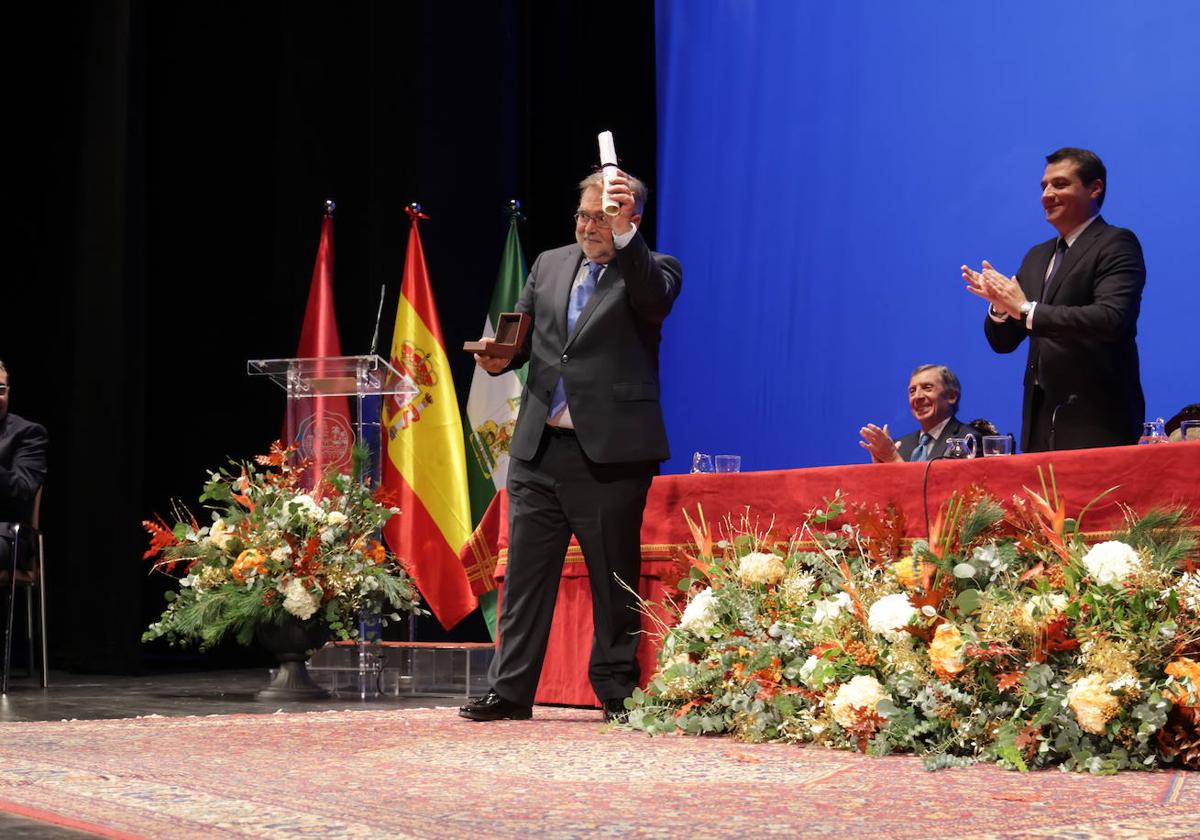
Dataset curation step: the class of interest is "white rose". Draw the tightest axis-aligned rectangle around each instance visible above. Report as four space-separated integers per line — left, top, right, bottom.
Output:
1023 592 1069 623
289 494 326 522
831 675 890 728
811 592 852 624
270 545 292 562
798 654 818 680
1081 540 1142 586
679 587 718 638
798 654 832 689
325 510 348 527
282 578 320 620
736 551 786 586
867 593 917 641
208 517 234 550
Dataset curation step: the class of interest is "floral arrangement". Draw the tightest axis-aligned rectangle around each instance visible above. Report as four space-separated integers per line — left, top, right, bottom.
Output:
142 443 422 650
626 473 1200 773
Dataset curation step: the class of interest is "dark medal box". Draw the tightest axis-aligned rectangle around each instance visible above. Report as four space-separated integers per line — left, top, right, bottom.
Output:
463 312 530 360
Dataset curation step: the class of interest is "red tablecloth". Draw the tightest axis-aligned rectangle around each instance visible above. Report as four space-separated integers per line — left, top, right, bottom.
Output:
459 442 1200 706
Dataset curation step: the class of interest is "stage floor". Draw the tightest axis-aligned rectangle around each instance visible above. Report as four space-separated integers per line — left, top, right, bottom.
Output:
1 667 459 723
1 668 462 839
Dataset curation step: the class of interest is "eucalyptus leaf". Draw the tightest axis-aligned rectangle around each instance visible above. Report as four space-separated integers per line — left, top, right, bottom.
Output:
954 588 982 614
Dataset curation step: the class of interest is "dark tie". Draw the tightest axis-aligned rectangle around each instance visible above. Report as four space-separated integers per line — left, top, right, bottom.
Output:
549 261 604 418
910 432 932 462
1042 238 1068 300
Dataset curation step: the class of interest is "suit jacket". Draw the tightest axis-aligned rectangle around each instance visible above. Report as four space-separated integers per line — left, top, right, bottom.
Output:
895 417 979 461
0 412 48 523
504 232 683 464
984 217 1145 452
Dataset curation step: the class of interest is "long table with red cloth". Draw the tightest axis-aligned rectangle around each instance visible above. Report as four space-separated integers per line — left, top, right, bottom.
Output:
459 442 1200 706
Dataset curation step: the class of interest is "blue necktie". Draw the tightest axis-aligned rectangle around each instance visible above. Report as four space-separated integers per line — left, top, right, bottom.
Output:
911 432 932 462
549 261 604 418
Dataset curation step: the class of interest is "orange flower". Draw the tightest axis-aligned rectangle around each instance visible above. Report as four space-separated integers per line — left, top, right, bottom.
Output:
682 505 715 577
1165 657 1200 706
366 540 388 565
230 548 268 582
929 622 965 680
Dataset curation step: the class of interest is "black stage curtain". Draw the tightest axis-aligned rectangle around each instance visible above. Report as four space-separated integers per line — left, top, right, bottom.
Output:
6 1 657 673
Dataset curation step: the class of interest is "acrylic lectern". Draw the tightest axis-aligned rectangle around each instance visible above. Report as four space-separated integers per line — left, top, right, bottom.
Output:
247 355 406 487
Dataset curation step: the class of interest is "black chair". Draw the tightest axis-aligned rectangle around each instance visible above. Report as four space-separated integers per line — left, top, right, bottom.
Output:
2 485 48 693
967 417 999 437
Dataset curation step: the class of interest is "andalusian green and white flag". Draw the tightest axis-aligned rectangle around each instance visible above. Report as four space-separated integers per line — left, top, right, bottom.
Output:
461 205 528 637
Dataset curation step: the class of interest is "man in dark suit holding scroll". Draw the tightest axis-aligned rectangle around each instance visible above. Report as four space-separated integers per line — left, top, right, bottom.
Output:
962 147 1145 452
460 168 683 722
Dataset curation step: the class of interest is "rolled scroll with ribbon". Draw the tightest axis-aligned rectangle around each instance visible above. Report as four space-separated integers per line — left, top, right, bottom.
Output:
598 130 619 216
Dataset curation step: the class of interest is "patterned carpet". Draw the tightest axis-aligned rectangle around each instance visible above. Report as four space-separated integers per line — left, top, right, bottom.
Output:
1 706 1197 839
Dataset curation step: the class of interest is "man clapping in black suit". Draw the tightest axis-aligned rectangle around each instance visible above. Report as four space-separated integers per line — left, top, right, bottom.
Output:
860 364 979 463
962 147 1146 452
460 168 682 723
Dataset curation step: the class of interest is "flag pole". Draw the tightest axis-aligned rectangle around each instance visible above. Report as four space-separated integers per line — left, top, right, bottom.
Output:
406 201 420 646
458 197 532 639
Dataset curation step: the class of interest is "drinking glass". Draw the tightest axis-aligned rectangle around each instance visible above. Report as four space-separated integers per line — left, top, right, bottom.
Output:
690 452 714 473
713 454 742 473
982 435 1013 457
1179 420 1200 442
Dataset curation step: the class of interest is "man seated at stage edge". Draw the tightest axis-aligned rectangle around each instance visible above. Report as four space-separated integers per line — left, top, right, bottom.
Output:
859 364 979 463
459 167 683 724
0 360 49 570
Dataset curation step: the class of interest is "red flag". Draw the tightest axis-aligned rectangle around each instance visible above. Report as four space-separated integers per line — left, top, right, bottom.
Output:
290 207 354 487
381 208 476 628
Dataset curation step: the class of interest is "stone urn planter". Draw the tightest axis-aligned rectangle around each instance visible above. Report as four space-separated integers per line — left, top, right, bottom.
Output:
255 615 330 701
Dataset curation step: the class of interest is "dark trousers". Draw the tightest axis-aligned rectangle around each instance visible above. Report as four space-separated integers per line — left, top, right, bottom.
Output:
488 427 653 706
1029 385 1140 452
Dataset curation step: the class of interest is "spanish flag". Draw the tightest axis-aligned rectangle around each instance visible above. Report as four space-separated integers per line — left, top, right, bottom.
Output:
382 207 476 629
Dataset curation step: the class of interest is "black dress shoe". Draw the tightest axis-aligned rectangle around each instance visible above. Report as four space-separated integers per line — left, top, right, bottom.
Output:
459 690 533 721
602 697 631 723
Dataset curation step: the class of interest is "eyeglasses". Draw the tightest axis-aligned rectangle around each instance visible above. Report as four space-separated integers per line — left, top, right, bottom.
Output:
573 211 611 229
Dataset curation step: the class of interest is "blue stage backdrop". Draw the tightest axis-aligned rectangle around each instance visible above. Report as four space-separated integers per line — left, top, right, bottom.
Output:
653 1 1199 474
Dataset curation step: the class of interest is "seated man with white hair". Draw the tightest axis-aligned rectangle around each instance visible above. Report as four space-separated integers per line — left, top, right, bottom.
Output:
859 364 979 462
